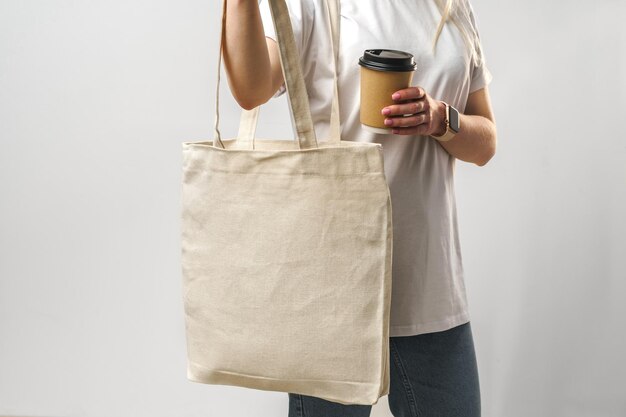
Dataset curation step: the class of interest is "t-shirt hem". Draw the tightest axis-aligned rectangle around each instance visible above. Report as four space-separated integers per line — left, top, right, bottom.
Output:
469 68 493 94
389 311 471 337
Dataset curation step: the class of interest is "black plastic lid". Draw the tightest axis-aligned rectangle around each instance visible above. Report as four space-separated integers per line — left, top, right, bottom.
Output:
358 49 417 72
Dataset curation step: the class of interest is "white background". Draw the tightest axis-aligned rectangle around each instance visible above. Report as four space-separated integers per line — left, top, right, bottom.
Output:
1 0 625 416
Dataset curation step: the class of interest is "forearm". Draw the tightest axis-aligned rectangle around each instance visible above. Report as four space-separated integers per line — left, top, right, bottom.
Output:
434 102 497 166
223 0 274 109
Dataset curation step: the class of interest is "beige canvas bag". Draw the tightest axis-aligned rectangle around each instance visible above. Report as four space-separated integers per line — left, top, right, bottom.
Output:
180 0 392 405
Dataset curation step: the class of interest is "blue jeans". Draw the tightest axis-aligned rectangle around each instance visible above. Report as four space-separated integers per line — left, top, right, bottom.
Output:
287 321 481 417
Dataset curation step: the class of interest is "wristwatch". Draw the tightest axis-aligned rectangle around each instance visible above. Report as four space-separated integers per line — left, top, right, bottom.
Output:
431 101 460 142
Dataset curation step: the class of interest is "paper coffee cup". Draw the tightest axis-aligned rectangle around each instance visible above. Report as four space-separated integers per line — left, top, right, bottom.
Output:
359 49 417 134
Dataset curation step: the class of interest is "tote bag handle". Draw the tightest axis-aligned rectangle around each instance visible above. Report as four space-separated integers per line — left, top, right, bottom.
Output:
212 0 318 150
237 0 342 147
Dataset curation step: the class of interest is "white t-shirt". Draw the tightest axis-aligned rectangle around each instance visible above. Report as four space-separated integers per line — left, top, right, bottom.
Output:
259 0 493 337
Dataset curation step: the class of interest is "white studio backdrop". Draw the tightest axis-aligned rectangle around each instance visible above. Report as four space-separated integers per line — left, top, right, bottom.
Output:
0 0 625 416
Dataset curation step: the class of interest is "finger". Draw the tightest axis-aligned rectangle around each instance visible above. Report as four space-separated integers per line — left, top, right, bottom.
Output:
391 86 425 101
382 100 428 116
385 113 429 128
391 124 430 135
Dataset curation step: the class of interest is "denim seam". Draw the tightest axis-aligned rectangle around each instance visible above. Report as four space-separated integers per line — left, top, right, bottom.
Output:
390 338 420 417
299 393 305 417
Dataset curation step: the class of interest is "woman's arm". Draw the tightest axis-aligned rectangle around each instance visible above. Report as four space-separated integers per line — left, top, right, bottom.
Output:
383 85 497 167
222 0 284 109
435 86 497 166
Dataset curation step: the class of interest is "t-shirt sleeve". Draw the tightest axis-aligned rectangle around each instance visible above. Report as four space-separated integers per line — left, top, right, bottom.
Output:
467 1 493 93
258 0 315 98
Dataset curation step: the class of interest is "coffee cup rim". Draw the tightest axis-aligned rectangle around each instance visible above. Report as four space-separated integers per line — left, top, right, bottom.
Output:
358 49 417 72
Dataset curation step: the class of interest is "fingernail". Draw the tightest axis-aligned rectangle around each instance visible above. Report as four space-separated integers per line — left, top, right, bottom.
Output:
384 119 393 126
382 108 391 115
392 93 401 100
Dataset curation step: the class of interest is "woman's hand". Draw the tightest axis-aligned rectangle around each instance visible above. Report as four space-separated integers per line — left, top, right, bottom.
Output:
381 86 447 136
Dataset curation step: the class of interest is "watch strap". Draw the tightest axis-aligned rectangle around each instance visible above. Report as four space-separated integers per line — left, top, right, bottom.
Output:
431 101 457 142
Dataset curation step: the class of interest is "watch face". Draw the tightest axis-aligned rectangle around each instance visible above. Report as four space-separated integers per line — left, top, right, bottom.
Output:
449 106 460 133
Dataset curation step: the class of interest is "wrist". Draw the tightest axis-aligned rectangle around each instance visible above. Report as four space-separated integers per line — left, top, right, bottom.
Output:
432 101 447 137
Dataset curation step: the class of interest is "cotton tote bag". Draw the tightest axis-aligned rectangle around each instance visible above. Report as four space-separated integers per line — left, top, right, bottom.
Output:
180 0 393 406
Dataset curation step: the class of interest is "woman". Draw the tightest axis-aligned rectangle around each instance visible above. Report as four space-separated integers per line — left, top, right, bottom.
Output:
222 0 497 415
